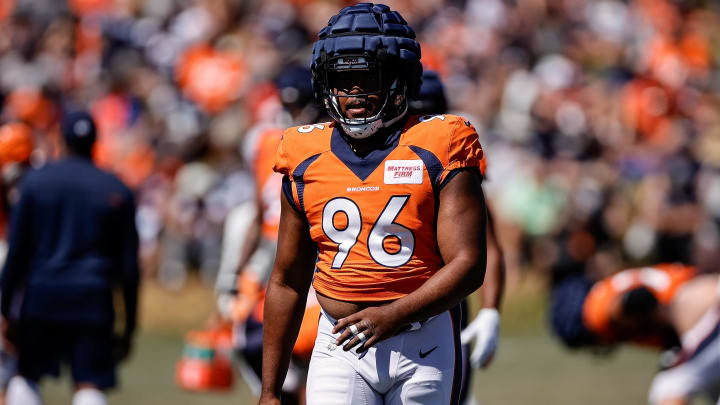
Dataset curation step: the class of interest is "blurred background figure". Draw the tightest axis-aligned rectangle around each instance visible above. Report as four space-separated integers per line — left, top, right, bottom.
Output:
210 63 324 405
0 111 139 405
550 263 720 405
0 121 33 405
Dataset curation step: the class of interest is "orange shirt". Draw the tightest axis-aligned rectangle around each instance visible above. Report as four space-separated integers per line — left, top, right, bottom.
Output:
582 263 696 343
274 114 484 302
248 127 283 240
175 45 248 113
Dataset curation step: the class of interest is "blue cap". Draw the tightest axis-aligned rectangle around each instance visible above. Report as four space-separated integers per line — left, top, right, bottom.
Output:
61 111 96 152
409 70 447 115
274 64 314 107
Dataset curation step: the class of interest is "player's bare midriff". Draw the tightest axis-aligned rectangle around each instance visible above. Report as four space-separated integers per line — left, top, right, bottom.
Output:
316 291 395 320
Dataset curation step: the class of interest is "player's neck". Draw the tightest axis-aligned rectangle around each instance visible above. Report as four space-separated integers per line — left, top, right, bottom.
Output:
345 130 391 158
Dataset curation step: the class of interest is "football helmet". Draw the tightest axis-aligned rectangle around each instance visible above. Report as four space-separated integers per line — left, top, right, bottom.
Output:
310 3 422 139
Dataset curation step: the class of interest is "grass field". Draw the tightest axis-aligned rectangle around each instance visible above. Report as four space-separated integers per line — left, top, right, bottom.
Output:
39 277 711 405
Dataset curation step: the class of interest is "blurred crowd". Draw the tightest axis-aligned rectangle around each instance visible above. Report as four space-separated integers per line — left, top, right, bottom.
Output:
0 0 719 290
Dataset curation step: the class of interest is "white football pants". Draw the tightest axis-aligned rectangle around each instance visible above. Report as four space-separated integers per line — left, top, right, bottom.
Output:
649 306 720 404
307 307 462 405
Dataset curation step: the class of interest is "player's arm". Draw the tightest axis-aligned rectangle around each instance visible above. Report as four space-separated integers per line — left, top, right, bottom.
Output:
335 169 487 351
461 205 505 368
480 208 505 310
392 169 487 321
259 187 316 404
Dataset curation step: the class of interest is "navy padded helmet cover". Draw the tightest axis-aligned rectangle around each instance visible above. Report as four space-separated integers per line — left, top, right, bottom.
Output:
311 3 422 97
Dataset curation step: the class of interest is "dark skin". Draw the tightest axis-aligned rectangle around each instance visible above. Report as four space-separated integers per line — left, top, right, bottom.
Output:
259 171 487 403
331 69 387 156
330 69 383 120
258 192 317 405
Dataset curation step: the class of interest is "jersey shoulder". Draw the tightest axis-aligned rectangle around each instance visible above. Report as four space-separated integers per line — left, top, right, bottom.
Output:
274 122 334 176
403 113 471 139
401 114 485 181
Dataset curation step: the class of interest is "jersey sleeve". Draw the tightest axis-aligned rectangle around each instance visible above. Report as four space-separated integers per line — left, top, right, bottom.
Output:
273 129 306 213
438 118 485 185
272 130 298 211
272 129 292 177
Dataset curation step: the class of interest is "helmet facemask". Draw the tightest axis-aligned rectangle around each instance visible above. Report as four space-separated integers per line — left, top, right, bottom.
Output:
321 54 409 139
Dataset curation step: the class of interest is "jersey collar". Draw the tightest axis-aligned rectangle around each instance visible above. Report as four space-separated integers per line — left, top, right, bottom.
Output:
330 116 408 181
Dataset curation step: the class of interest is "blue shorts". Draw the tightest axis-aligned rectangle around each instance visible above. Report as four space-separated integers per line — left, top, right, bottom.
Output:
17 320 116 389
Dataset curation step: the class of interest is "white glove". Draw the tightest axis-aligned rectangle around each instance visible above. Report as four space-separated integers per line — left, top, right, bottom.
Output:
460 308 500 369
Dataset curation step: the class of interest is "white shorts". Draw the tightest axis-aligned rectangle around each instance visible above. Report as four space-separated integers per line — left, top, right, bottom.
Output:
306 306 463 405
649 307 720 404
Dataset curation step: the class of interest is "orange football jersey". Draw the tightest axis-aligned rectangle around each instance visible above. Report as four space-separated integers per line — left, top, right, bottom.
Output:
248 127 283 240
582 263 696 343
274 114 484 302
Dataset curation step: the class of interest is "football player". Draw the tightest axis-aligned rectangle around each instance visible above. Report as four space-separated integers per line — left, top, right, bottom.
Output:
550 264 720 405
260 4 488 405
409 70 505 405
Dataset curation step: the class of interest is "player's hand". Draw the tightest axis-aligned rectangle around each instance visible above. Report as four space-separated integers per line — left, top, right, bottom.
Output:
333 305 402 353
460 308 500 369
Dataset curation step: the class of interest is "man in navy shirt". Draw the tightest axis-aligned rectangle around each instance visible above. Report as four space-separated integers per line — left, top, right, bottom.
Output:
0 111 139 405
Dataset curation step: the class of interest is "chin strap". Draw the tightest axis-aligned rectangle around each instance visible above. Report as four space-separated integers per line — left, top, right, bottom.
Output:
341 119 383 139
382 103 408 129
